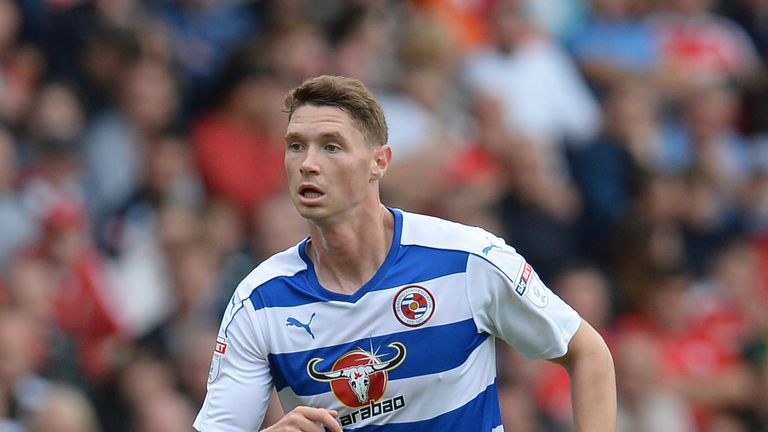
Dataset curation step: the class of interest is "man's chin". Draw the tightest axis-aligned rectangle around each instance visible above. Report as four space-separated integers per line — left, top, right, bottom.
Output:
296 206 327 221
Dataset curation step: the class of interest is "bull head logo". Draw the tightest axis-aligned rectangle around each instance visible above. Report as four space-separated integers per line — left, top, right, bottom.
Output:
307 342 406 405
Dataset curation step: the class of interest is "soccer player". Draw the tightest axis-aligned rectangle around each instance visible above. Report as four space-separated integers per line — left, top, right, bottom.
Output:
194 75 616 431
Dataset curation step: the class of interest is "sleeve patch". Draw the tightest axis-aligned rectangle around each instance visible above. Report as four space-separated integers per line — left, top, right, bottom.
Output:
515 263 533 296
525 275 550 308
208 336 227 383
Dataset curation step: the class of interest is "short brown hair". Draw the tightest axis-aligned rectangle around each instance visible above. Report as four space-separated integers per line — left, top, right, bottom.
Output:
284 75 388 147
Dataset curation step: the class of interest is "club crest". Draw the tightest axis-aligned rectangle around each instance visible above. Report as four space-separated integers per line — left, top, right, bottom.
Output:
392 285 435 327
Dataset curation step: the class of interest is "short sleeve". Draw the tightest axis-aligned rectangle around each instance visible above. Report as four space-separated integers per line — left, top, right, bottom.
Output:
465 236 581 360
194 293 274 431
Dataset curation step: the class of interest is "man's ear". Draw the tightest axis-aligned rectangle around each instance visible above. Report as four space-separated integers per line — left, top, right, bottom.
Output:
370 145 392 181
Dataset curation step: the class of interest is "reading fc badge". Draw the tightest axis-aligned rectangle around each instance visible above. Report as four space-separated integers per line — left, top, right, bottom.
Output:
393 285 435 327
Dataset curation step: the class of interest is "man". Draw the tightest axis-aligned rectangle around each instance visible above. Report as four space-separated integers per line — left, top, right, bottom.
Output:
194 75 616 431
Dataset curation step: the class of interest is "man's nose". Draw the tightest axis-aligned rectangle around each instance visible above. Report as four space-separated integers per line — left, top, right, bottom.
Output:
299 145 320 175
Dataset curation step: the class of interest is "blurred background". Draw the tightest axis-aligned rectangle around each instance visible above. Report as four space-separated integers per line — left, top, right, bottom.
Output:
0 0 767 430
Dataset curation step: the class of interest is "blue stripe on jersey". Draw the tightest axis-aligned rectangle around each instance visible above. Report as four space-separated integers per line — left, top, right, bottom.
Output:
385 246 468 292
250 246 469 310
268 318 487 395
249 273 316 311
345 381 502 432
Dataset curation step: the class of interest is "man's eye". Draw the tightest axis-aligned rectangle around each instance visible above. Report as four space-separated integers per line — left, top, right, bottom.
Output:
325 144 341 152
288 143 303 151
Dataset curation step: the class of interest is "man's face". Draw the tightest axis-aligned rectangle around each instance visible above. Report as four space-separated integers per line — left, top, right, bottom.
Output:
284 104 384 224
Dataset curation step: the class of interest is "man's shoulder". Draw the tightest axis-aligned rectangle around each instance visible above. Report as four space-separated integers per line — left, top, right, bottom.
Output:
232 245 307 300
399 210 502 257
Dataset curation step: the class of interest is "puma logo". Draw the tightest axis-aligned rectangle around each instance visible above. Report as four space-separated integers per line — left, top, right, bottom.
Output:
286 313 316 339
483 241 501 256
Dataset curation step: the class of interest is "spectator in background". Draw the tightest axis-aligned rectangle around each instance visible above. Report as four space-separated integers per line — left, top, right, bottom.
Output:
152 0 259 112
0 128 36 273
496 136 584 279
26 202 125 384
328 3 399 91
465 88 582 277
26 385 100 432
83 59 181 220
191 62 287 225
570 79 661 260
609 172 689 308
688 238 768 367
97 132 203 257
97 133 203 340
411 0 494 53
613 267 699 430
616 264 755 430
463 0 601 149
139 235 221 363
21 81 87 167
259 21 331 85
663 80 752 188
651 0 762 96
379 12 469 213
614 331 696 432
18 135 87 253
3 257 83 387
43 0 145 117
0 308 51 432
31 0 165 116
569 0 660 95
667 80 752 269
118 352 196 432
0 0 46 127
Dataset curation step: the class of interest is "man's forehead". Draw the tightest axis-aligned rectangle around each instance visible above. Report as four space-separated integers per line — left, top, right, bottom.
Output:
286 105 359 136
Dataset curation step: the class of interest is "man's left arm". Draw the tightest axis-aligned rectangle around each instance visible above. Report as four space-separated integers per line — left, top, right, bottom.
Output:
551 319 616 432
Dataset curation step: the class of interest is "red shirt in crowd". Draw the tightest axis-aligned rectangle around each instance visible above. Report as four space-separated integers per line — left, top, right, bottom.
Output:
192 113 285 221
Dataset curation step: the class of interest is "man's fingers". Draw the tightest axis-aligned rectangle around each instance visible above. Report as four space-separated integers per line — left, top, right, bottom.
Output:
265 406 342 432
299 407 341 432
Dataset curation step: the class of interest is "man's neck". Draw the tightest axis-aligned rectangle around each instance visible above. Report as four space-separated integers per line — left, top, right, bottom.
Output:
307 205 394 295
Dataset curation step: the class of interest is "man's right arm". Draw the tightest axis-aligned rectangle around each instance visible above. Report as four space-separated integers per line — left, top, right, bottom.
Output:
194 301 273 431
194 300 343 432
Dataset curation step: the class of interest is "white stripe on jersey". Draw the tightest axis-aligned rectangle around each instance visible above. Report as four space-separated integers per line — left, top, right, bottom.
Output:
264 273 469 354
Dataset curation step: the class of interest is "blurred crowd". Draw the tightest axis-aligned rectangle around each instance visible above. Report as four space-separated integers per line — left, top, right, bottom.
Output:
0 0 767 430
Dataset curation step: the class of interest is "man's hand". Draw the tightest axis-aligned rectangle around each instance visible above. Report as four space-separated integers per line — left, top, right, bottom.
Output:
262 406 342 432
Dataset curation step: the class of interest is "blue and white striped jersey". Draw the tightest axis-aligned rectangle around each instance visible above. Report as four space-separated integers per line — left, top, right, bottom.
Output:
194 209 581 431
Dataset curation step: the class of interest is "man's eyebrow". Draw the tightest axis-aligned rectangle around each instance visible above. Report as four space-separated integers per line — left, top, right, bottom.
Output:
319 131 345 141
284 132 302 142
284 131 346 142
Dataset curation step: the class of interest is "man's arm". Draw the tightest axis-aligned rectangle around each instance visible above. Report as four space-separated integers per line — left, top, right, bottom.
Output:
551 319 616 432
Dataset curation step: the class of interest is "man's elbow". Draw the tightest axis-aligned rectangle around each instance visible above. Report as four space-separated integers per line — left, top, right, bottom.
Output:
551 319 613 370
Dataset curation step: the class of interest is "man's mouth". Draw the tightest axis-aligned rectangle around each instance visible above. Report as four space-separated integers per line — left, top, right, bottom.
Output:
299 185 324 199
